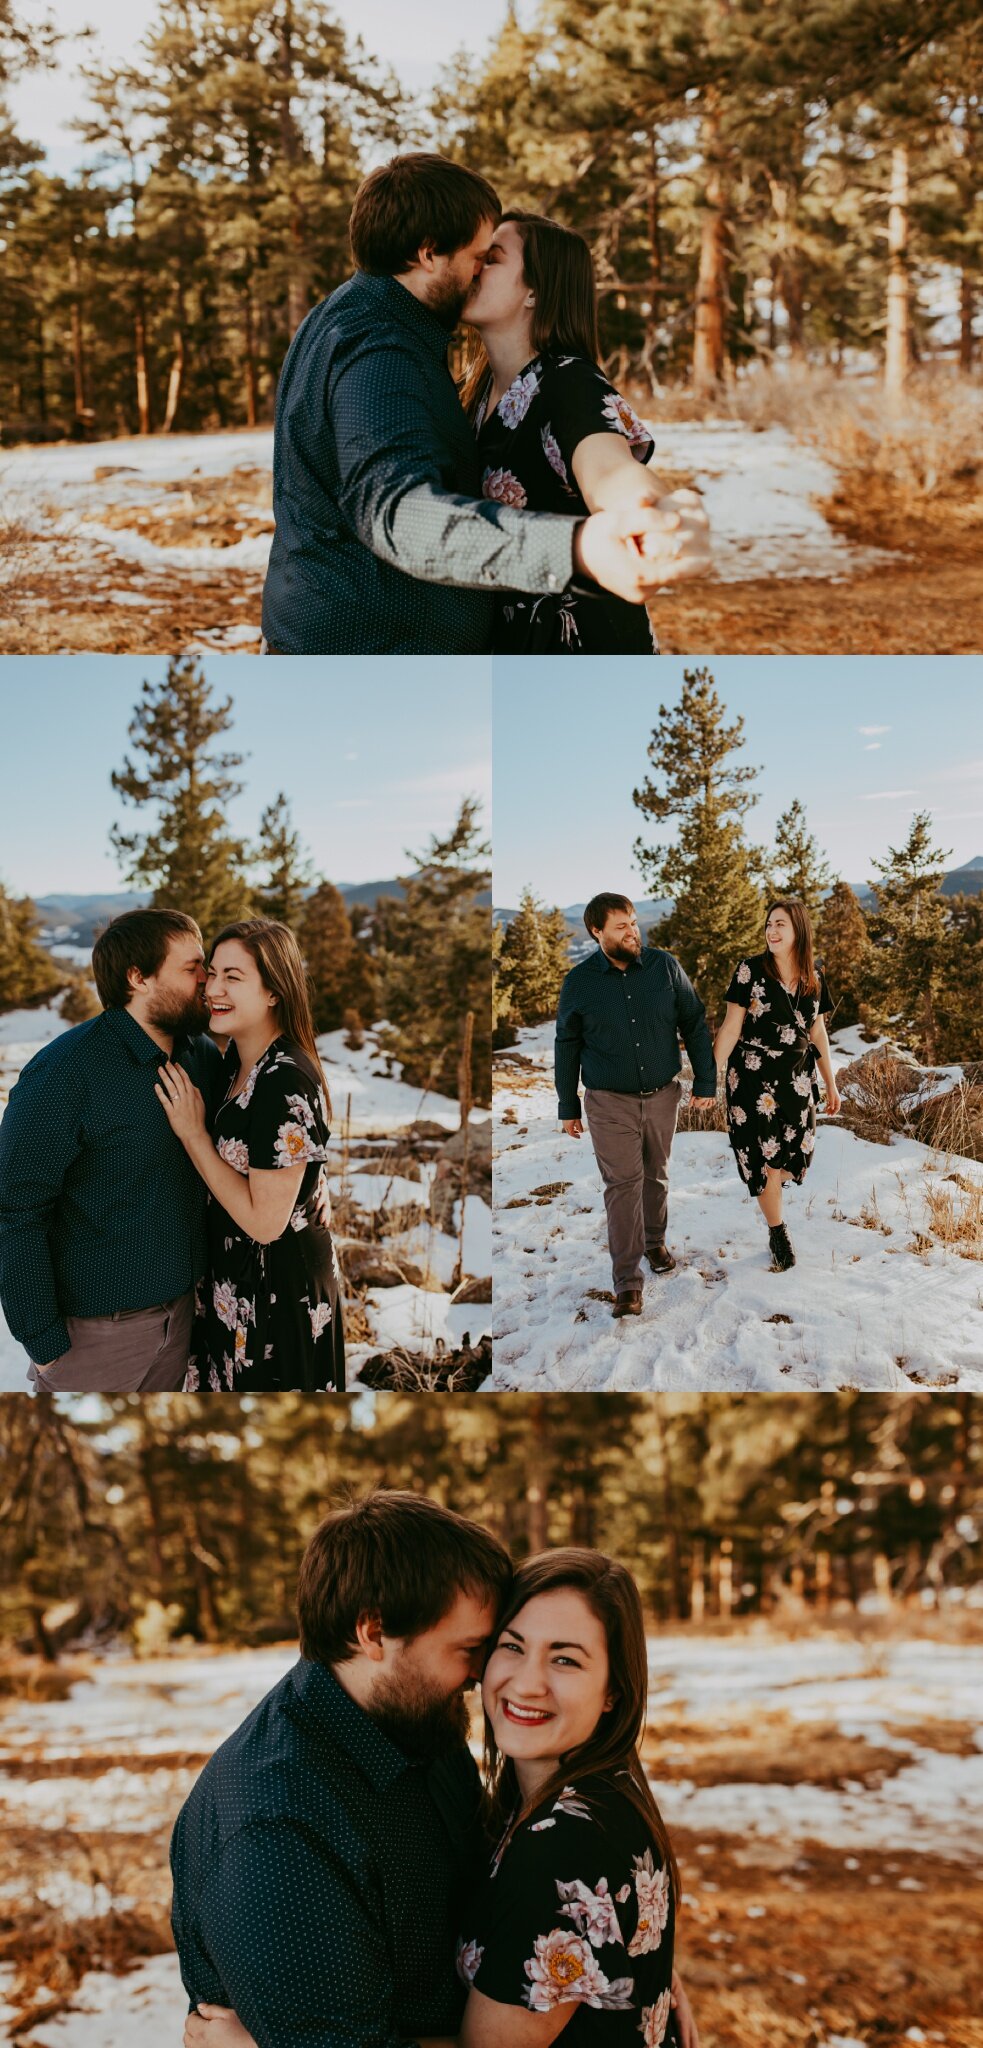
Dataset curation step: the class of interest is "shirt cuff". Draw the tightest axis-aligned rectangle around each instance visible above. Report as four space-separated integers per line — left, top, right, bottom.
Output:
692 1072 718 1098
557 1097 582 1121
26 1316 71 1366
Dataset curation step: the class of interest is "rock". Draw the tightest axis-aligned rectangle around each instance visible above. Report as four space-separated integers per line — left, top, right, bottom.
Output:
453 1275 492 1304
338 1243 424 1288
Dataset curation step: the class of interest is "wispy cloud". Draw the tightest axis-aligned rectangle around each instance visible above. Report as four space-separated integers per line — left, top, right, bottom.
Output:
863 743 881 751
862 789 919 801
858 724 891 736
389 763 492 798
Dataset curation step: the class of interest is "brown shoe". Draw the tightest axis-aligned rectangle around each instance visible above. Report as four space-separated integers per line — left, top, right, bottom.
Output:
647 1245 676 1275
612 1289 643 1318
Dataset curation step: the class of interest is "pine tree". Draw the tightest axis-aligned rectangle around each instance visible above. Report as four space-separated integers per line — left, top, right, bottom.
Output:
491 919 516 1048
0 884 64 1011
110 655 253 934
817 880 870 1028
499 887 570 1027
936 891 983 1063
298 880 354 1034
867 811 951 1061
377 798 492 1107
254 791 312 928
771 798 834 918
633 667 765 1013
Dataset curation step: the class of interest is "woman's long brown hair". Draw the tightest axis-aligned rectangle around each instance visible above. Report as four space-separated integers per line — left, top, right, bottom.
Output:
483 1548 679 1902
209 919 331 1115
761 898 820 997
460 209 601 417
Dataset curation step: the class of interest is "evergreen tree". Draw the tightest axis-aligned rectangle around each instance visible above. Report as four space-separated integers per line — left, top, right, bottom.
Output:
771 798 834 919
110 655 253 933
633 667 765 1013
499 886 570 1027
817 879 871 1028
254 790 312 928
936 891 983 1063
867 810 951 1061
377 798 492 1107
0 884 64 1011
491 918 516 1049
298 880 354 1033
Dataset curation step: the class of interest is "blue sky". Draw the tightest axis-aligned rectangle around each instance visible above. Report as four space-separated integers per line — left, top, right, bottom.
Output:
493 656 983 906
0 657 491 896
10 0 513 177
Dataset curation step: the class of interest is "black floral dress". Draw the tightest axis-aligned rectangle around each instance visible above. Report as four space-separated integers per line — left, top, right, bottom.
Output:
458 1774 677 2045
475 351 660 655
185 1036 345 1394
723 954 833 1198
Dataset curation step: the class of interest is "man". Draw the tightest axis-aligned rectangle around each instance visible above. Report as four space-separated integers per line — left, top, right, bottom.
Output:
0 907 223 1391
261 152 708 655
556 894 717 1319
172 1492 511 2048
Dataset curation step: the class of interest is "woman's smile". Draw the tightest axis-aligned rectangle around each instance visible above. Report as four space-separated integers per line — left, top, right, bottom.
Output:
501 1698 554 1726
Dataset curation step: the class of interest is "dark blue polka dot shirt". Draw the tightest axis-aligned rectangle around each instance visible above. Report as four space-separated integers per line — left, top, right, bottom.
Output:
170 1656 486 2047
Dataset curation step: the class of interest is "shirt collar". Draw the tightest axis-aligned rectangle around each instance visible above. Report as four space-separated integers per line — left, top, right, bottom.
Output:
594 947 643 976
105 1005 185 1066
354 269 455 365
288 1658 415 1791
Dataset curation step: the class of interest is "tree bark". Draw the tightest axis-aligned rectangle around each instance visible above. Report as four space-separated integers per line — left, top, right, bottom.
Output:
134 301 151 435
884 143 910 404
278 5 309 337
243 288 259 428
959 270 975 371
693 103 728 390
69 247 88 418
162 302 186 434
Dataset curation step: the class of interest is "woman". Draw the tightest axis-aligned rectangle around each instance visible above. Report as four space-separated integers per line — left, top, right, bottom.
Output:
183 1550 695 2048
714 899 842 1271
462 211 705 655
155 918 345 1392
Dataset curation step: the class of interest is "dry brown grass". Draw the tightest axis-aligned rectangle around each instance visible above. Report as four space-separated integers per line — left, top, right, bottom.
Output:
922 1175 983 1261
0 1657 90 1704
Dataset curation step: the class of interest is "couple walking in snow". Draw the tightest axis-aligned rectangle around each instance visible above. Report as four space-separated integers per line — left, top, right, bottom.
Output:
555 894 841 1318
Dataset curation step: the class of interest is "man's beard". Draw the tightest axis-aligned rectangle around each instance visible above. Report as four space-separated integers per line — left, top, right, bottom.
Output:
367 1667 472 1761
607 940 642 966
423 273 472 331
148 988 208 1037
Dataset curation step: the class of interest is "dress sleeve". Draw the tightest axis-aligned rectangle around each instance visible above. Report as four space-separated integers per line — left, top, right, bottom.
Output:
246 1055 330 1173
544 356 655 474
465 1795 641 2016
725 959 754 1007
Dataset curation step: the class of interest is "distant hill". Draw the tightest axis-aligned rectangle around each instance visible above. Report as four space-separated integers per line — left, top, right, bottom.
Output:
496 860 983 954
34 877 490 955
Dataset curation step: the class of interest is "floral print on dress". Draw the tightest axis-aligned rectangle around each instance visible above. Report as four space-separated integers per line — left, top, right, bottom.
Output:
639 1990 673 2046
627 1851 671 1957
524 1930 635 2012
723 953 833 1198
185 1036 344 1394
457 1937 484 1985
475 349 658 656
466 1773 676 2041
483 465 528 508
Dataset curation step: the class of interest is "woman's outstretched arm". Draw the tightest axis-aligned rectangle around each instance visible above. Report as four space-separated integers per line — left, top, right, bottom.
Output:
713 1002 746 1078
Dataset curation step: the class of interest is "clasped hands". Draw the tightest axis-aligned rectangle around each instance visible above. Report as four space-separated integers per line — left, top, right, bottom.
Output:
575 486 711 605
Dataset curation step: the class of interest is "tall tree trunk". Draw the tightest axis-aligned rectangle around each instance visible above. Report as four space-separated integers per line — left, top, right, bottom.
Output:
525 1395 549 1553
959 270 975 370
651 1401 687 1620
884 143 910 404
36 313 47 422
278 5 309 336
69 248 88 417
693 103 728 390
134 300 151 434
162 308 186 434
243 286 259 427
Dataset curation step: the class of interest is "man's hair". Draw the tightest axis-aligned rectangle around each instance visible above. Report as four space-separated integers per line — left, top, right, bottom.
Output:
297 1490 512 1666
584 892 635 940
91 907 202 1010
349 153 501 276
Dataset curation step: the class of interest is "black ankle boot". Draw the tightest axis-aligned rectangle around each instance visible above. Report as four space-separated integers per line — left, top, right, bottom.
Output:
768 1223 796 1270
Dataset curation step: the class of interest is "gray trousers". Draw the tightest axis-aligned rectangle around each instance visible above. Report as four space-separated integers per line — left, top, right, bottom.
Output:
584 1080 681 1291
29 1290 194 1394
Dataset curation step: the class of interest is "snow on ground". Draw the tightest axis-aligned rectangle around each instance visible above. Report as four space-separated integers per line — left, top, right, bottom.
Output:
1 417 890 647
2 1632 978 2043
492 1025 983 1392
646 419 892 582
0 1015 489 1390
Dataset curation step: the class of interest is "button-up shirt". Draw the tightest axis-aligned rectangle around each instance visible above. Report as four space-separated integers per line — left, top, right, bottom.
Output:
0 1008 223 1365
170 1657 485 2048
261 270 577 655
555 945 717 1120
